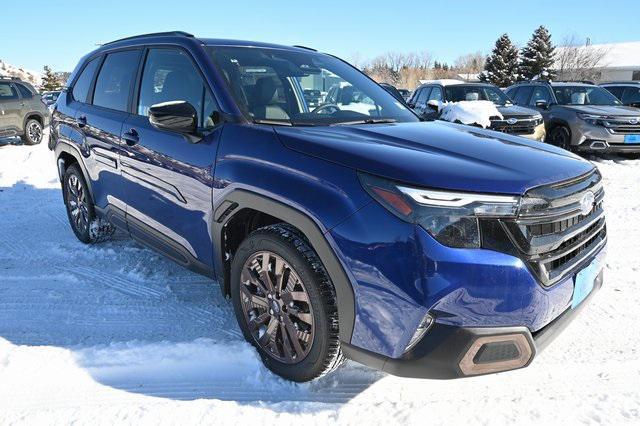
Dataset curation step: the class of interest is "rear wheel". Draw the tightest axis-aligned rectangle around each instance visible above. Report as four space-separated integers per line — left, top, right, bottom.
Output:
21 119 43 145
548 126 573 151
230 224 344 382
62 164 114 244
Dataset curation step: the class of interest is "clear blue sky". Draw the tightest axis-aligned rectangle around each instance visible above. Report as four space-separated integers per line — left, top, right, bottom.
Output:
2 0 640 72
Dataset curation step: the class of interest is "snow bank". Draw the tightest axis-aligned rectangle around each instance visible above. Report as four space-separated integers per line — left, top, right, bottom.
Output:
439 100 503 128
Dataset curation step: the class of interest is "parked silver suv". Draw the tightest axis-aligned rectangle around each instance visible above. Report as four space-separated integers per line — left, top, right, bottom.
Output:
0 76 50 145
506 81 640 154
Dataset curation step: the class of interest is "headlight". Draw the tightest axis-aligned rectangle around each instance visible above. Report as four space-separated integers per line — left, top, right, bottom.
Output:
359 173 520 248
578 114 608 125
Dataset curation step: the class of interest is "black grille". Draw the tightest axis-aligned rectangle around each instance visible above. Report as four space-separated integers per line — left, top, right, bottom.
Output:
499 169 607 286
490 117 539 135
603 118 640 134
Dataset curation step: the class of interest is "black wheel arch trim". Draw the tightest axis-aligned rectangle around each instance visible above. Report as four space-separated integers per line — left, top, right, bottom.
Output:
23 111 46 130
54 140 94 199
212 188 356 343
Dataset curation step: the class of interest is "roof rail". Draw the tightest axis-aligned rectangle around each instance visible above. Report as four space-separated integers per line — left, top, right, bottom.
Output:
292 45 317 52
0 75 21 81
554 80 596 85
600 81 640 85
102 31 195 46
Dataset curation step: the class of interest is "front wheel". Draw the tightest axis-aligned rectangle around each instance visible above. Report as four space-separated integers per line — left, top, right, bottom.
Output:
548 126 573 151
230 224 344 382
62 164 114 244
22 119 43 145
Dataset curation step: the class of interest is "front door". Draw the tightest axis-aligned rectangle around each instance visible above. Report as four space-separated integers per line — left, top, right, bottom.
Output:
120 47 221 273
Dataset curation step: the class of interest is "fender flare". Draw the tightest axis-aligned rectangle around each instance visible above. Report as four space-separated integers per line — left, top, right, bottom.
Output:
212 189 356 342
23 111 46 130
54 140 94 197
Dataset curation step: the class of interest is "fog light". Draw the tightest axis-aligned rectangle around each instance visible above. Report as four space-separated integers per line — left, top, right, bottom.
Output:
459 333 533 376
404 313 434 352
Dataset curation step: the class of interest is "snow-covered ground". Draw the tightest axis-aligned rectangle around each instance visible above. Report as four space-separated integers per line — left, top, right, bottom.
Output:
1 136 639 425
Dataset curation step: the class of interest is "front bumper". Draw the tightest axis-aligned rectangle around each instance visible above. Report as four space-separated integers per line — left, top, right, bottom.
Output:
571 121 640 153
343 271 603 379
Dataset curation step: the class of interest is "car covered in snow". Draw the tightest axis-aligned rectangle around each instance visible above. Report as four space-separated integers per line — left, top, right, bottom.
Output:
408 80 546 141
50 32 607 382
506 81 640 154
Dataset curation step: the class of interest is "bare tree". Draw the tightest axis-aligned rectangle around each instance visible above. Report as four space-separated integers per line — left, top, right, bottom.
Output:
453 51 485 80
556 35 610 82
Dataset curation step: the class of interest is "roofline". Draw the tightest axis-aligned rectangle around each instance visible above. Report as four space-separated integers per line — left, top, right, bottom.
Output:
101 31 195 46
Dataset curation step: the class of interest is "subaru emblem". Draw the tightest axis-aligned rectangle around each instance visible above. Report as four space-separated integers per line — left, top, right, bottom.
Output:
629 118 639 125
579 191 595 216
506 118 518 125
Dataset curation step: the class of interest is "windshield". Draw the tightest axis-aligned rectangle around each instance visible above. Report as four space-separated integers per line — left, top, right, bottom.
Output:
207 46 418 126
553 86 622 106
444 85 512 106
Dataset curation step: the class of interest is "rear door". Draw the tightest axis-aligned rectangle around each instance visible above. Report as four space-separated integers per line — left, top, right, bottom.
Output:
120 47 221 271
79 49 142 218
0 82 22 135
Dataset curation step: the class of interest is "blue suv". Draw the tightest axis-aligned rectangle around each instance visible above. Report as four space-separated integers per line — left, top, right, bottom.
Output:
50 32 607 382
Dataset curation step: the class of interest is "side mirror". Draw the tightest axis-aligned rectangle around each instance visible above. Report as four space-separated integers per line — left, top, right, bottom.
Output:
427 100 441 111
535 100 549 109
407 102 415 109
149 101 198 134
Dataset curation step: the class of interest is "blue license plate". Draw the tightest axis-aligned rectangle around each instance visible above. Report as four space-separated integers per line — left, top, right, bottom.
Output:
572 260 601 308
624 134 640 143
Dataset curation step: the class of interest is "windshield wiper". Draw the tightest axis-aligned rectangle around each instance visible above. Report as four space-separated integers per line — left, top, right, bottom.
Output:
253 119 293 126
330 118 397 126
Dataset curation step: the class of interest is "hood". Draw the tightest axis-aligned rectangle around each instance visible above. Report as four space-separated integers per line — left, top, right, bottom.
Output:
561 104 640 116
275 121 594 195
496 104 540 118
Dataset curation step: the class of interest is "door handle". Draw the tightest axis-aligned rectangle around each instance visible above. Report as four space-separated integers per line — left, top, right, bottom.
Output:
123 128 139 146
76 115 87 128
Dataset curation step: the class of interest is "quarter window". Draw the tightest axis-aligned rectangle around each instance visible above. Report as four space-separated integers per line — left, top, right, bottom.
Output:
0 82 18 100
72 57 101 103
15 83 34 99
92 50 140 112
138 48 217 128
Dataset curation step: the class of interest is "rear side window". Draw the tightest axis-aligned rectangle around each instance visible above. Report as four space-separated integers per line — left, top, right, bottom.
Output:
93 50 140 112
603 86 624 99
512 86 533 105
15 83 34 99
72 57 101 103
137 48 217 127
622 87 640 104
0 82 19 100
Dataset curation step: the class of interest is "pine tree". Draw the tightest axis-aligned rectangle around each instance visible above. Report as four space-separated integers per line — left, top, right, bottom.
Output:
41 66 61 91
479 34 519 87
520 26 556 81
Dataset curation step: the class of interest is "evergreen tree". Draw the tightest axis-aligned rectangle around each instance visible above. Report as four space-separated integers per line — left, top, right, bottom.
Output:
41 66 61 91
479 34 519 87
520 26 556 81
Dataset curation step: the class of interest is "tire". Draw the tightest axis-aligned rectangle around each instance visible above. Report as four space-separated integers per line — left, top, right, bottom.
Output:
62 164 114 244
21 119 43 145
548 125 573 151
230 224 344 382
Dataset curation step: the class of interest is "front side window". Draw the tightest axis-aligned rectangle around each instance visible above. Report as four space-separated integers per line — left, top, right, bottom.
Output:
428 86 443 102
208 46 418 125
603 86 624 99
529 86 551 106
512 86 533 105
415 87 431 107
445 85 511 106
552 86 621 106
138 48 217 128
72 57 101 103
93 50 140 112
0 82 18 100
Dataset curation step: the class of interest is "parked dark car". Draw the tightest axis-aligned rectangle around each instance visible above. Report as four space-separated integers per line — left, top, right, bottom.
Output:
408 80 546 141
379 83 406 103
600 82 640 108
506 81 640 153
398 88 411 101
50 32 606 382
